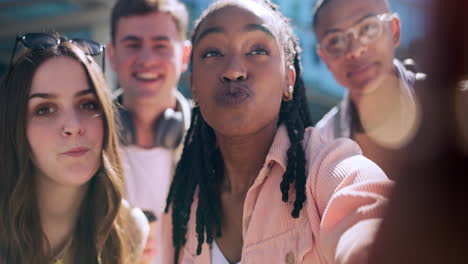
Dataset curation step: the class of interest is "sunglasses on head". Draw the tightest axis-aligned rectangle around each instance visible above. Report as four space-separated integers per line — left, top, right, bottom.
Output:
9 32 106 73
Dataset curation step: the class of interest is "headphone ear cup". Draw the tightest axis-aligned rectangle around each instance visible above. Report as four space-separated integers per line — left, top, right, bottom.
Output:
153 108 184 149
117 106 137 145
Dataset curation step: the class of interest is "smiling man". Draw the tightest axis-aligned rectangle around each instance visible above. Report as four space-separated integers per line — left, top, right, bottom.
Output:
313 0 425 178
107 0 191 263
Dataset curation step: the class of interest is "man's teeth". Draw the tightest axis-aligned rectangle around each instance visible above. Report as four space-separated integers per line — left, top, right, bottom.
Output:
136 73 161 80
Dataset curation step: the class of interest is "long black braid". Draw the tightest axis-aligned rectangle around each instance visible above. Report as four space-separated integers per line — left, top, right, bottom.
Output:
165 0 312 262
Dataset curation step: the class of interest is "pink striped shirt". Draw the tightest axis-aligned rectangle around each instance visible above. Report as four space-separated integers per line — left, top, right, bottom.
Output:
162 125 393 263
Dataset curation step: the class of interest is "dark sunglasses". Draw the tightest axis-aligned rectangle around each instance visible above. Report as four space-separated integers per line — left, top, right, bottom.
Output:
9 32 106 73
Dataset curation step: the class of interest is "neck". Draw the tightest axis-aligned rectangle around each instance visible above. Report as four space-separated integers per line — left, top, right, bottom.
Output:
352 70 403 130
216 122 277 195
123 88 177 148
37 176 88 255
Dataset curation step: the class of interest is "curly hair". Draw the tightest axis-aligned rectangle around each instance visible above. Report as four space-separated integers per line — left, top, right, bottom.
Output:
165 0 313 262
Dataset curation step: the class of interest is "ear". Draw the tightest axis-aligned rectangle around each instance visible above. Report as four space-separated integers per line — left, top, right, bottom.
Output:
283 65 296 95
106 42 118 72
390 15 401 48
181 40 192 73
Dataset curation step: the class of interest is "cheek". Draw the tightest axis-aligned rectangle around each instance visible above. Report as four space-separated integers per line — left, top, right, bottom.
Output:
327 58 343 72
87 118 104 146
327 59 348 82
258 66 284 98
26 122 55 158
116 54 136 71
192 69 217 100
374 40 395 69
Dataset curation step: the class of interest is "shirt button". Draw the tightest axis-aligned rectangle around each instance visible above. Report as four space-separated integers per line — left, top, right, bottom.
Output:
285 251 295 264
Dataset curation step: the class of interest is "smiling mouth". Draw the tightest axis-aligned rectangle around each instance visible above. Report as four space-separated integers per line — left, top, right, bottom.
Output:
133 72 163 82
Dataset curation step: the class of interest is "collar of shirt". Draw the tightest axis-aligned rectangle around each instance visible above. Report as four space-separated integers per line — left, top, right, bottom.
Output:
259 123 291 181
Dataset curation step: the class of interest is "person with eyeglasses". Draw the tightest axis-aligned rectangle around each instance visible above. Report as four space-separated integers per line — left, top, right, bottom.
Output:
0 34 149 264
313 0 425 179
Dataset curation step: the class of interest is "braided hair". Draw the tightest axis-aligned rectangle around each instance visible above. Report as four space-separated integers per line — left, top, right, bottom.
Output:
165 0 312 262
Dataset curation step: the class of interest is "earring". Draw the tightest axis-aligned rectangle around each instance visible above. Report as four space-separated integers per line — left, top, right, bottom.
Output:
283 85 293 101
192 97 199 107
241 72 247 80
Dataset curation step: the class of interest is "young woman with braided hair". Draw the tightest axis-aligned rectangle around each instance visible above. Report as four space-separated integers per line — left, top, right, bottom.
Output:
162 0 393 263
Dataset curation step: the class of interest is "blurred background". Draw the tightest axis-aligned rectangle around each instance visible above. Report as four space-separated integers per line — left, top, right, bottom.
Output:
0 0 428 124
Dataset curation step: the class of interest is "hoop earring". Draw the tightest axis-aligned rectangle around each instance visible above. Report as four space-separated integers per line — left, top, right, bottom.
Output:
283 85 294 101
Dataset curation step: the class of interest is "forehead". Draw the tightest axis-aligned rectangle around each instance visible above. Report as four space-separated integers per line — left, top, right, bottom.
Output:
195 4 280 44
31 57 88 94
116 11 180 40
315 0 388 37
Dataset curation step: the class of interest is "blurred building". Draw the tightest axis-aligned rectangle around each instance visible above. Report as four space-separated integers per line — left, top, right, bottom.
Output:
0 0 427 124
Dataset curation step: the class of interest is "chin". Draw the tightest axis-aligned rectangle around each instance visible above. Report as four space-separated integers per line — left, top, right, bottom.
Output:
62 165 99 186
349 75 383 96
213 125 246 137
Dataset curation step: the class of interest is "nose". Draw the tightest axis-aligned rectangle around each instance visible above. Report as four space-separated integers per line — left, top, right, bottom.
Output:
221 55 247 82
61 110 84 137
345 34 367 60
138 47 159 67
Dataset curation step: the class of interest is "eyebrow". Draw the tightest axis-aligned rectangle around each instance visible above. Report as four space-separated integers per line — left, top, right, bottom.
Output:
29 88 94 100
195 26 224 44
195 23 275 44
120 35 170 43
321 13 377 38
244 23 275 39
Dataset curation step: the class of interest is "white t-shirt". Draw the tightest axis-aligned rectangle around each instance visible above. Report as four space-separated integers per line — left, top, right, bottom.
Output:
211 240 241 264
120 145 173 264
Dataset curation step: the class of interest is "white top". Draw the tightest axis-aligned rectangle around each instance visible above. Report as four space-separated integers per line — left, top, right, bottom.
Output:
120 145 173 264
211 240 241 264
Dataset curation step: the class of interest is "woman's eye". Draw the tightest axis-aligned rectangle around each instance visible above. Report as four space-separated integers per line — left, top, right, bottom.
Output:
81 101 100 112
202 49 223 58
35 106 55 116
248 48 270 56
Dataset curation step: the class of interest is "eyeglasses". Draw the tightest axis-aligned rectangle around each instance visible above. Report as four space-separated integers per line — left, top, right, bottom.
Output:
317 13 397 58
8 33 106 73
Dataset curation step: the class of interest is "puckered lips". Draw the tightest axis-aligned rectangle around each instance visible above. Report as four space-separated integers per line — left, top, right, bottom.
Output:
215 82 252 107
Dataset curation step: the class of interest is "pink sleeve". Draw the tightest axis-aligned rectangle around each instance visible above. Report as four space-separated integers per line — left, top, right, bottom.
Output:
307 138 393 263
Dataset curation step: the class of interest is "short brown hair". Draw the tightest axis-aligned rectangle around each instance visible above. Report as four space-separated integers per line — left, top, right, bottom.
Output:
111 0 189 43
